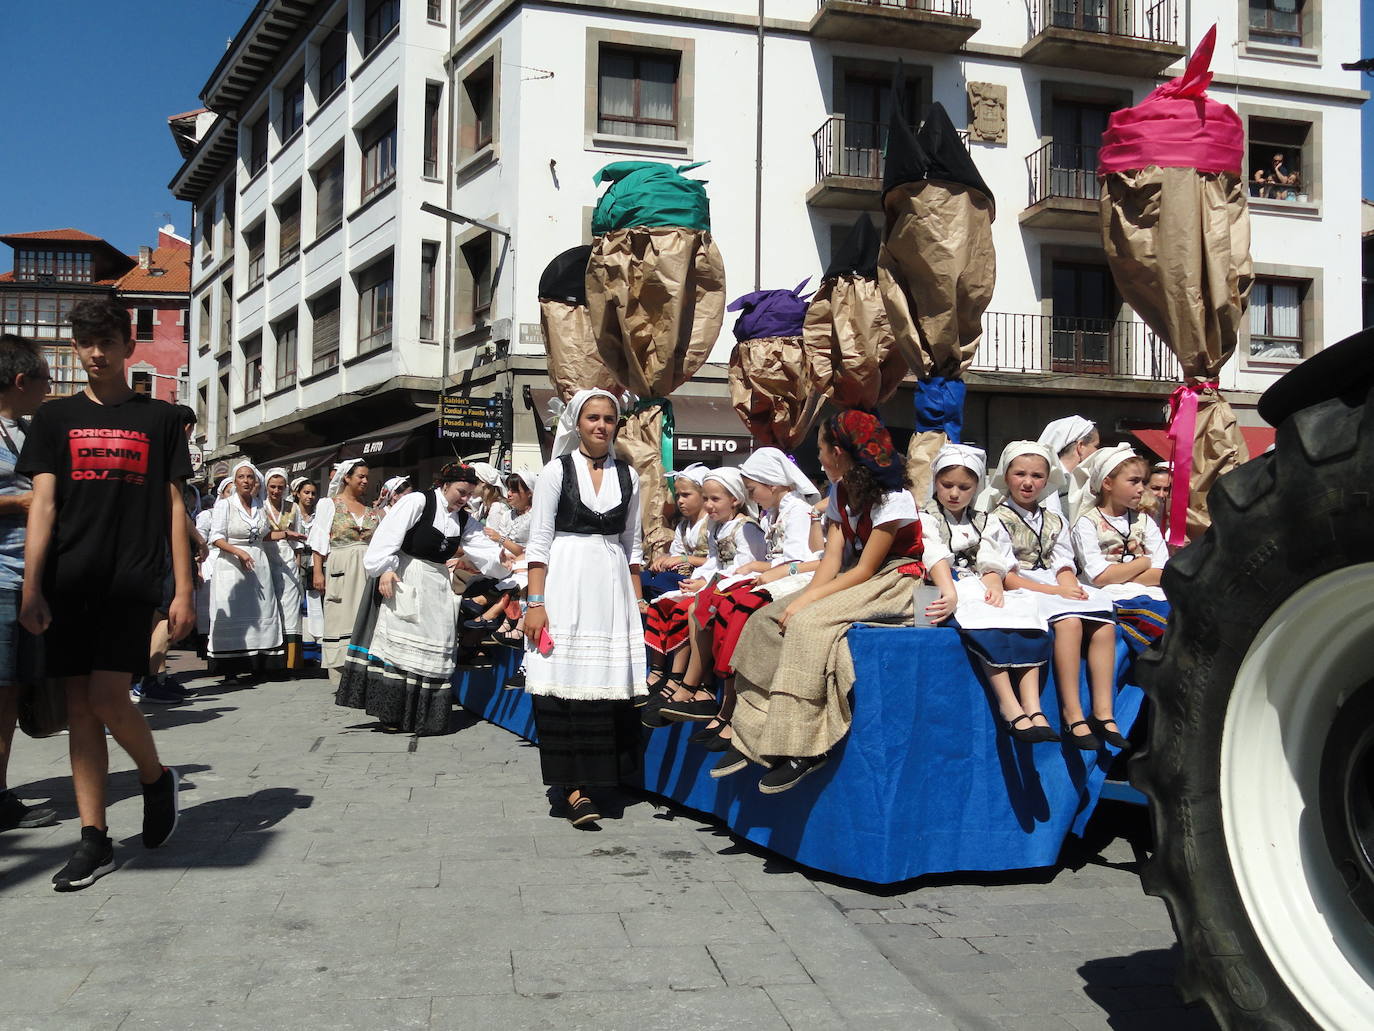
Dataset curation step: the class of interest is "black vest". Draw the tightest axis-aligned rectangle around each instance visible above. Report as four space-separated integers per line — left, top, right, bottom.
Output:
554 453 632 536
400 489 465 562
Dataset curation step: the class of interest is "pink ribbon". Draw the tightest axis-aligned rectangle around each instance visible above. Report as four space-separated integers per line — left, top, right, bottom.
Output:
1165 381 1217 549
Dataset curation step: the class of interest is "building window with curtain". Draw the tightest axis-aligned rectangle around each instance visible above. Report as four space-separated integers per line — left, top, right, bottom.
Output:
427 0 443 22
1249 0 1305 46
424 83 443 178
277 191 301 263
363 0 400 56
318 19 346 100
314 151 345 236
243 335 263 404
248 113 269 175
311 287 341 373
281 69 305 140
275 316 298 389
597 45 680 141
361 108 398 202
357 256 394 351
419 242 438 341
1249 277 1306 361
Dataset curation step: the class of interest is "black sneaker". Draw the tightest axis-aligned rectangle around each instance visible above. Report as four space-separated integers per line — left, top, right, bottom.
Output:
52 826 114 892
709 745 749 779
758 755 828 795
141 767 180 849
568 795 601 827
141 678 189 706
0 790 58 831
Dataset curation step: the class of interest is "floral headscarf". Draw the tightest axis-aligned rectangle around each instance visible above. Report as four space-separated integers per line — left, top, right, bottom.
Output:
826 411 905 491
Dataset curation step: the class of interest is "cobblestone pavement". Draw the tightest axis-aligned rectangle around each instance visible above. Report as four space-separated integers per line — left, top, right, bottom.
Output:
1 654 1216 1031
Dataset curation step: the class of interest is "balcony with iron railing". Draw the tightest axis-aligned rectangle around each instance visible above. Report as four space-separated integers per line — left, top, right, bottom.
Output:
809 0 980 52
1023 0 1184 75
1019 140 1103 231
973 312 1181 384
808 116 971 210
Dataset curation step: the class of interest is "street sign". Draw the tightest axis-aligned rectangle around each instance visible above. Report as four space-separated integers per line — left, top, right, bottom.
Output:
438 394 506 447
188 444 204 473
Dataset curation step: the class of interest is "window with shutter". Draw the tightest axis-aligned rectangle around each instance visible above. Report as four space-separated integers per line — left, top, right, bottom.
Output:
314 152 345 236
277 191 301 262
310 288 341 373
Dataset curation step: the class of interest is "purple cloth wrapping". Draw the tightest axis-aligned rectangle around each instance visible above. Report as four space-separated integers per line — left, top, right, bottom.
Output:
728 280 812 342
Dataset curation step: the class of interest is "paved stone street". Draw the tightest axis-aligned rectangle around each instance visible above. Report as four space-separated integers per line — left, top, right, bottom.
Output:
1 654 1217 1031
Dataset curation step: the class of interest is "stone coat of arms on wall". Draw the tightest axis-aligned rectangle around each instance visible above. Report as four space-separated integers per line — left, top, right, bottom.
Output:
967 82 1007 144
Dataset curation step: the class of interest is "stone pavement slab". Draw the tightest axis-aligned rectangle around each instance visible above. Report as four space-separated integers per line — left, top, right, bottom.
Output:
0 654 1214 1029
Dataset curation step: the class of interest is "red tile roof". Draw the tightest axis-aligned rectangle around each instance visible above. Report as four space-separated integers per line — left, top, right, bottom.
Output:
0 228 103 243
115 245 191 294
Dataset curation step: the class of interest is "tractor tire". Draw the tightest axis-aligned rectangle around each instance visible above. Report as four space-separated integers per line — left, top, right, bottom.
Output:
1134 371 1374 1030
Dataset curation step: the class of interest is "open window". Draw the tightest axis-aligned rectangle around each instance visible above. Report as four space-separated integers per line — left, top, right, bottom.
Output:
1247 117 1312 204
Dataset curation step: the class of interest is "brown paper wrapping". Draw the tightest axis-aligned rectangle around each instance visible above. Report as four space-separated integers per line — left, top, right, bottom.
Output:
539 299 620 403
905 431 948 507
586 226 726 398
727 335 822 450
802 275 907 411
1101 167 1254 537
615 403 674 563
877 181 997 380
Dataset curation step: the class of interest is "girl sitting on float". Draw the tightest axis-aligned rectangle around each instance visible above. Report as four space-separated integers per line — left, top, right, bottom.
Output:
713 411 957 795
1070 444 1168 593
640 468 766 727
642 464 711 600
983 442 1123 751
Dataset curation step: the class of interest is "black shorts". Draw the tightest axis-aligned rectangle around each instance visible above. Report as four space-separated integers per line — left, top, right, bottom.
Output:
46 595 155 678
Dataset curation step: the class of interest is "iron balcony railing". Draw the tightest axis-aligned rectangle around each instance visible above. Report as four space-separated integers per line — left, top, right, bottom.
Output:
814 116 970 184
1026 140 1102 208
975 312 1181 381
1032 0 1179 43
817 0 973 17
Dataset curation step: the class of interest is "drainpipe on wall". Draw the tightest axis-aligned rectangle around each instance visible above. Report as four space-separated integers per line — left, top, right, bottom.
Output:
754 0 765 291
441 0 458 393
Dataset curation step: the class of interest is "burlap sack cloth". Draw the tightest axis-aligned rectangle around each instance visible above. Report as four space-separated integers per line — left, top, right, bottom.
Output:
540 299 619 403
1101 166 1253 538
728 335 822 450
729 559 915 762
878 180 996 498
615 401 674 562
802 274 906 412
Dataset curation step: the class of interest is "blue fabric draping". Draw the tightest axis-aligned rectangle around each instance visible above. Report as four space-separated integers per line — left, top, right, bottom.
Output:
913 377 968 442
453 625 1142 884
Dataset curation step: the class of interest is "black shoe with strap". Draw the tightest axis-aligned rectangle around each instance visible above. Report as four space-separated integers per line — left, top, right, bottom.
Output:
1004 713 1041 744
1026 712 1061 743
1063 721 1102 751
660 686 717 723
640 673 684 728
1087 715 1129 749
568 794 601 827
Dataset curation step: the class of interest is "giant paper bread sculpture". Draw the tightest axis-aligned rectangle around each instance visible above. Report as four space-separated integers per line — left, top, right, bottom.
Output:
728 280 822 450
585 161 727 561
1098 25 1253 544
538 244 620 403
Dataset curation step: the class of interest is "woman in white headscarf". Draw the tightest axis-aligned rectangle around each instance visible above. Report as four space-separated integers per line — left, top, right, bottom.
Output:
195 476 235 645
1036 416 1099 517
469 462 510 529
262 467 307 673
207 461 284 678
376 475 413 511
522 389 648 827
292 477 325 648
307 458 380 677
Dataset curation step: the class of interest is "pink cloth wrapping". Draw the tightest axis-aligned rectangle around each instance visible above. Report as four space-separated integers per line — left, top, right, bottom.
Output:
1097 26 1243 177
1166 382 1214 549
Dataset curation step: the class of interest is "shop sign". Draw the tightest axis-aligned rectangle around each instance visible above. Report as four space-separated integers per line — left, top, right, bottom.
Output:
438 394 506 447
675 436 743 455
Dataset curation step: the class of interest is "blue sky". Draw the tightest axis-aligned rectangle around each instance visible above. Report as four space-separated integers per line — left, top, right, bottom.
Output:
0 2 1371 253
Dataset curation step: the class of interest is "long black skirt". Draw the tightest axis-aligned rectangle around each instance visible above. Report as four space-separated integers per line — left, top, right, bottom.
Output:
531 695 643 789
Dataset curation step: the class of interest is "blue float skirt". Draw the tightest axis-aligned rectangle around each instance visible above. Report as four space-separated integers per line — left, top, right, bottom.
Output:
641 568 688 601
913 376 968 442
956 621 1053 670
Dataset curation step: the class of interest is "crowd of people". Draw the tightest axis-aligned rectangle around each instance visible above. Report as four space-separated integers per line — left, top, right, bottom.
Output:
0 301 1176 886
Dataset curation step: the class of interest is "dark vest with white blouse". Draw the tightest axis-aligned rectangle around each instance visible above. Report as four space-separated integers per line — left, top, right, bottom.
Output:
400 489 464 562
554 454 633 536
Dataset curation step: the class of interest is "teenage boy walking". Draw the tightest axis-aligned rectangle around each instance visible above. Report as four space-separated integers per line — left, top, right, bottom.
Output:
0 334 57 832
19 299 193 890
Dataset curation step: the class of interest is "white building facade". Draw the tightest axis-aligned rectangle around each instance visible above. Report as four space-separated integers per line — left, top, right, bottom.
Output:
176 0 1365 476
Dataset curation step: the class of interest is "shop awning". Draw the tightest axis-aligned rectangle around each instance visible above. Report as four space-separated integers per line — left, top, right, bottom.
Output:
269 441 343 480
1129 426 1276 462
337 411 439 461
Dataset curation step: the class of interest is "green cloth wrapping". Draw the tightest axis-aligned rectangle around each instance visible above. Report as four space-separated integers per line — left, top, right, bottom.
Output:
591 162 712 234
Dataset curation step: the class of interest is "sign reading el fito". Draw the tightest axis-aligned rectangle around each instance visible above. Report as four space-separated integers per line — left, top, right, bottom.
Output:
438 394 506 446
675 436 742 455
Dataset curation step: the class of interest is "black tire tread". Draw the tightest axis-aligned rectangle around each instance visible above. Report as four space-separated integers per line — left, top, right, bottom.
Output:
1132 384 1374 1031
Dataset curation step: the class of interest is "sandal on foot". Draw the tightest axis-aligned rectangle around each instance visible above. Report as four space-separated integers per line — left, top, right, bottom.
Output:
660 689 718 723
689 720 723 745
1087 716 1129 749
1063 720 1102 751
640 674 683 728
568 795 601 826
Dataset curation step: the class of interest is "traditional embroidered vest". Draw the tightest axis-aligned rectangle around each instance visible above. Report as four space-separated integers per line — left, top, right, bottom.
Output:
922 500 985 574
554 453 633 536
329 499 380 546
1089 507 1148 564
836 485 924 575
677 516 709 558
400 489 465 563
711 514 760 569
265 500 294 533
995 504 1062 571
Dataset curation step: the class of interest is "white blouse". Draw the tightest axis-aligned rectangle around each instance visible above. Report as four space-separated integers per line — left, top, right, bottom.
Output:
525 455 643 567
919 508 1011 578
208 496 267 546
363 488 506 578
762 492 817 566
983 501 1076 577
1072 509 1169 583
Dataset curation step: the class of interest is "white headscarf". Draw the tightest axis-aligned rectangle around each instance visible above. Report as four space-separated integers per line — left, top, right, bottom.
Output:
377 475 411 509
261 466 291 517
215 475 234 500
1071 444 1141 522
671 463 710 488
290 475 309 493
552 388 621 459
988 441 1066 509
328 458 366 498
702 467 758 519
507 468 537 494
931 444 987 486
1037 416 1096 459
226 459 267 507
738 447 820 501
471 462 507 498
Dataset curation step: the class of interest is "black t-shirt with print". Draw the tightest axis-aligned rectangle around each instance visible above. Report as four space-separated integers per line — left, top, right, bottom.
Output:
17 392 193 604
